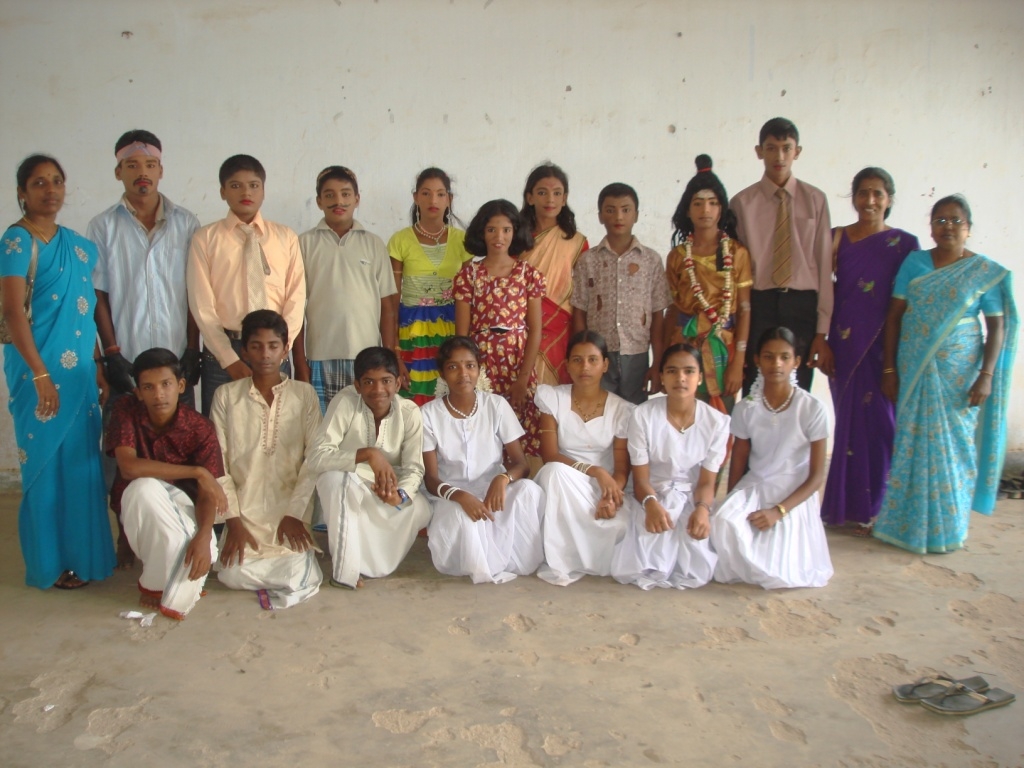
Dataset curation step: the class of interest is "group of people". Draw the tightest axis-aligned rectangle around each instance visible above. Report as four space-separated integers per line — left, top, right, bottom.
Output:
1 116 1015 613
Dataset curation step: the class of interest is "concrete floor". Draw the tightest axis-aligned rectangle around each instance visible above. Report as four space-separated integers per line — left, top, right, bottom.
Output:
0 491 1022 768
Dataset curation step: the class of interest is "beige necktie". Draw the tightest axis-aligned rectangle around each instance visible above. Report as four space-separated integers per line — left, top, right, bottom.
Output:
771 188 792 287
240 223 268 311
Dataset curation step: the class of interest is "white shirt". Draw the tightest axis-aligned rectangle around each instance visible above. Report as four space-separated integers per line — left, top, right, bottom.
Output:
421 393 524 487
628 398 730 493
731 388 830 481
211 376 323 559
535 384 633 471
306 386 425 499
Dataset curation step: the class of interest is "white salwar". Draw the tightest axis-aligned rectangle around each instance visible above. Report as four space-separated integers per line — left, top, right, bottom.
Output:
533 384 634 586
121 478 217 619
711 388 834 589
308 387 430 588
210 376 324 609
611 399 728 590
422 393 544 584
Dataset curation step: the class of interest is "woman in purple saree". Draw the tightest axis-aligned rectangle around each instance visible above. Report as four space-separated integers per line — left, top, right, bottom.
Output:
822 168 919 531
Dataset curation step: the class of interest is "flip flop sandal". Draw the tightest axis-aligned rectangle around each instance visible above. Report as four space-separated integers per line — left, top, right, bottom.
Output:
256 589 274 611
1003 478 1024 500
919 684 1016 715
53 570 89 590
892 675 990 703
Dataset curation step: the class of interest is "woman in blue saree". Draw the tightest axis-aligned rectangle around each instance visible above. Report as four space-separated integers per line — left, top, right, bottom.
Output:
2 155 115 588
822 168 919 533
874 195 1017 554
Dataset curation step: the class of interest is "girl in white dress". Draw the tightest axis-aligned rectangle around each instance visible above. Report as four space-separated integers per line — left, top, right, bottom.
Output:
711 327 834 589
534 331 634 585
423 337 544 583
611 344 729 589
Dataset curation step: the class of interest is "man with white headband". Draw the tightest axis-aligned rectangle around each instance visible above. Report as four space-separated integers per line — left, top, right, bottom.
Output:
88 129 202 568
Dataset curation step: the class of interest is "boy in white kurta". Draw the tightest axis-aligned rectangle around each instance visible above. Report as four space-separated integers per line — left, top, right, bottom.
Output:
307 347 430 588
211 311 323 609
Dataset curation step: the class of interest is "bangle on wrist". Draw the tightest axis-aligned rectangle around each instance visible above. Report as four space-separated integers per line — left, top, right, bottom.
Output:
978 369 993 377
641 494 658 509
501 472 514 485
735 341 748 352
32 372 50 382
775 503 788 518
104 344 120 355
572 461 593 475
882 368 896 374
694 500 712 514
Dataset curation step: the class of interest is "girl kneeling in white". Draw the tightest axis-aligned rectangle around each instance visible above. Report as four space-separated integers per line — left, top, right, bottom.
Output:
424 337 544 583
535 331 634 585
711 327 834 589
611 343 728 589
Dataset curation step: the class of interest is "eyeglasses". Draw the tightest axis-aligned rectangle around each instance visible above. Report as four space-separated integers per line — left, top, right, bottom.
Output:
931 217 966 227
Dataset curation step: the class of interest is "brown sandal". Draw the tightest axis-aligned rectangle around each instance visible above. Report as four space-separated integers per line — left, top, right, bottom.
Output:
53 570 89 590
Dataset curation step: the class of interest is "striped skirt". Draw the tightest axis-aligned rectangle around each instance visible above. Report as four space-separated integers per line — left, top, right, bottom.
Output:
398 303 455 405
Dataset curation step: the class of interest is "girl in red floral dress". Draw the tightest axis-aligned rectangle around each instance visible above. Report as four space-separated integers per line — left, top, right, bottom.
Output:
454 199 546 455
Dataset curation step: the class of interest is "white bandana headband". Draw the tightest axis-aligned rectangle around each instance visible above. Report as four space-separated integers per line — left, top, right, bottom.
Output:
115 142 162 162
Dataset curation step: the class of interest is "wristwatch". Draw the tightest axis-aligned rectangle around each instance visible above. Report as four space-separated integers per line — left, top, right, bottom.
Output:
396 488 410 508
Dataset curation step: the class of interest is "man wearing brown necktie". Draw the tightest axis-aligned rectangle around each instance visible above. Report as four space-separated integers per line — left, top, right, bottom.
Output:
731 117 835 393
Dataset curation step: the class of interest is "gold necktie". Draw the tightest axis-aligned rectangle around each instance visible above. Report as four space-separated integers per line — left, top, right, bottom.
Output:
771 188 792 287
241 223 268 312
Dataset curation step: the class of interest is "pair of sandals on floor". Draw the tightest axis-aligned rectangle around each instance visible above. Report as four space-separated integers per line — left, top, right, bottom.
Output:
893 673 1015 715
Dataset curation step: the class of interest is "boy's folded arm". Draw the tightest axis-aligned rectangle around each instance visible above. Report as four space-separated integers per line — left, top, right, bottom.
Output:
114 446 206 483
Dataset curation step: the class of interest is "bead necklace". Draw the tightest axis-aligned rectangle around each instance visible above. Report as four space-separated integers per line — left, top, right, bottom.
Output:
414 221 446 245
762 386 795 424
445 393 478 420
681 232 733 330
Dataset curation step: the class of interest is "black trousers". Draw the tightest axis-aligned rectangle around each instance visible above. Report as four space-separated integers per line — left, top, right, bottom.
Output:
743 288 819 395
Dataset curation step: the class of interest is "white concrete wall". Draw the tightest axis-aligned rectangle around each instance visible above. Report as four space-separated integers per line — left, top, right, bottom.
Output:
2 0 1022 477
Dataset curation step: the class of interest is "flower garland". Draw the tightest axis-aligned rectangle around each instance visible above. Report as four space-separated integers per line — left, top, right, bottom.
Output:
682 232 733 331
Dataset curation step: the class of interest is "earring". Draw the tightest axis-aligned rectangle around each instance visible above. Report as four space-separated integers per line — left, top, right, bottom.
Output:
414 207 420 225
18 198 26 214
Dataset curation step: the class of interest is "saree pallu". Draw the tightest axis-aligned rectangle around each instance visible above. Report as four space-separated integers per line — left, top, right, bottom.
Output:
1 226 115 587
524 228 587 385
822 229 917 525
398 302 455 406
874 256 1017 554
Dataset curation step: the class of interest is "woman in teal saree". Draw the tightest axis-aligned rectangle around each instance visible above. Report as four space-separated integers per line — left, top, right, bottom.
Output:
2 155 114 588
874 195 1017 554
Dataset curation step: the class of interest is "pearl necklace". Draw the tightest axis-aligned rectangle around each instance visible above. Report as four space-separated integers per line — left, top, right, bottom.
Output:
414 221 446 245
762 386 795 423
445 393 478 420
680 232 733 331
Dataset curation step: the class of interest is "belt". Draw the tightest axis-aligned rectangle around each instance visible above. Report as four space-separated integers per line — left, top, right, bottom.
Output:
487 326 525 334
754 287 816 295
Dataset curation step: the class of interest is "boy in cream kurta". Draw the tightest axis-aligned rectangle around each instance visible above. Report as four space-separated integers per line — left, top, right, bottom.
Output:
211 311 323 609
307 347 430 588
